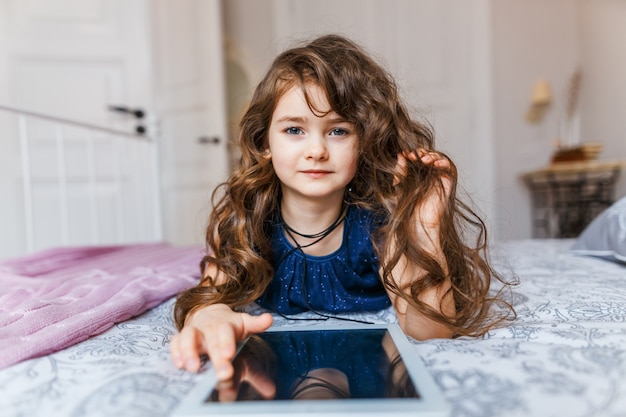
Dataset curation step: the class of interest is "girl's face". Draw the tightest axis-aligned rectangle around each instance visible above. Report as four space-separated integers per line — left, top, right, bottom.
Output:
267 84 358 204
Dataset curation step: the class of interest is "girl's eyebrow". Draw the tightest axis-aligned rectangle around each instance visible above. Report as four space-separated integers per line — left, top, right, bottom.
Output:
274 115 351 124
327 115 351 123
274 115 307 124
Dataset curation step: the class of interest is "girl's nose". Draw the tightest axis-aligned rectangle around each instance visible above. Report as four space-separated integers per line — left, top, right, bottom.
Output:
306 135 329 160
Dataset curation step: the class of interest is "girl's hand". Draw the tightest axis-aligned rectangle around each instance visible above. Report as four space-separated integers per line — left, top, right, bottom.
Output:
169 303 273 381
395 149 452 229
394 149 450 184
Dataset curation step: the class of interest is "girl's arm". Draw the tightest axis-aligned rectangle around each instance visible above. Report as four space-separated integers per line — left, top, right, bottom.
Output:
385 150 455 340
384 231 455 340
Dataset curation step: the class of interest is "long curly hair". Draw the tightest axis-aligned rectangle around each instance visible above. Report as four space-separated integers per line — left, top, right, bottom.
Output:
174 34 514 336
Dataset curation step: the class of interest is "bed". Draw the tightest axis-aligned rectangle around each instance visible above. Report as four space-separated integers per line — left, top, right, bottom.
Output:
2 236 626 417
2 109 626 417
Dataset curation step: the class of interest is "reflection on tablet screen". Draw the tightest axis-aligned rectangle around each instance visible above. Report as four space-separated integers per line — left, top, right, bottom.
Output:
206 329 419 403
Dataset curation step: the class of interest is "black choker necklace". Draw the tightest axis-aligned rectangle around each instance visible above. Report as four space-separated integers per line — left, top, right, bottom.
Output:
279 207 346 247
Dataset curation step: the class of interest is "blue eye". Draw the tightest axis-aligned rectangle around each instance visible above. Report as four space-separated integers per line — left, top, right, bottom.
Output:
329 128 348 136
285 127 303 135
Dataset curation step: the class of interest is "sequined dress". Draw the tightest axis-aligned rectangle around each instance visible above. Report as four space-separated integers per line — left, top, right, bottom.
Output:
257 205 391 314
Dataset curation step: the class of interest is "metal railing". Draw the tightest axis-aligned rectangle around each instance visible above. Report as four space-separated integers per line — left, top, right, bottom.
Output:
0 104 163 258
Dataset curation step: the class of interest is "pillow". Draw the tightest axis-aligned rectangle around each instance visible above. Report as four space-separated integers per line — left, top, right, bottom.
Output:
571 195 626 263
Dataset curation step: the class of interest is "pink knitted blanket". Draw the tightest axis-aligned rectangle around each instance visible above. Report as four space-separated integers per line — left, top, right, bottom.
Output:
0 243 201 369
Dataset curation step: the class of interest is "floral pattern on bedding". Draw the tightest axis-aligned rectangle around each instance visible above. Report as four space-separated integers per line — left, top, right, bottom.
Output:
1 239 626 417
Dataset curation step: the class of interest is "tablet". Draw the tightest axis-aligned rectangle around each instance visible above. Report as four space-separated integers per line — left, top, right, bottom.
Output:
173 323 449 417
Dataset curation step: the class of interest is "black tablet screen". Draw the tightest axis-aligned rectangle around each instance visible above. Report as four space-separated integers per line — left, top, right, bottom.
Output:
206 328 419 402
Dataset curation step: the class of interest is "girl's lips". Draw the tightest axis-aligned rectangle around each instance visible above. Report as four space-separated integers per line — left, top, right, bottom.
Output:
301 170 331 178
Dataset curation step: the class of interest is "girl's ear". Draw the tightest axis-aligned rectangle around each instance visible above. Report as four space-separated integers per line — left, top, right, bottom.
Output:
263 149 272 159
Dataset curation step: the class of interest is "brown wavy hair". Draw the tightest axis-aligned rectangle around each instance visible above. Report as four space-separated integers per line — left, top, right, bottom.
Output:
174 34 515 336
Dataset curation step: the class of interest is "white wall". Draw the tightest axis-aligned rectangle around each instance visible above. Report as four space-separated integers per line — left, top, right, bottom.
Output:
222 0 626 241
491 0 582 239
222 0 498 236
580 0 626 198
492 0 626 239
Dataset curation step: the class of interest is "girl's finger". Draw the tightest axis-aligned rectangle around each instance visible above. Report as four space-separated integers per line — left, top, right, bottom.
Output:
169 333 184 369
402 150 420 162
418 149 450 169
418 149 437 163
177 326 204 372
204 323 236 381
241 312 273 337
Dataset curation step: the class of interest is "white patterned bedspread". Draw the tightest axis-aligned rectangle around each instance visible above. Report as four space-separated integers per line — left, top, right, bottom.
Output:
1 239 625 417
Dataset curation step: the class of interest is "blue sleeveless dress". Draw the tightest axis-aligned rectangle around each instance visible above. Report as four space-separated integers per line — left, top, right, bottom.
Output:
257 205 391 314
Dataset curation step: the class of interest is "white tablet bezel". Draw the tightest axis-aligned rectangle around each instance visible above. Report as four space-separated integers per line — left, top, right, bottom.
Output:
172 322 449 417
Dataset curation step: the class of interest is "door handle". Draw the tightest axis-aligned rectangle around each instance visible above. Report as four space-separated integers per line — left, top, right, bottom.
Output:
108 105 145 119
108 105 149 135
198 136 220 144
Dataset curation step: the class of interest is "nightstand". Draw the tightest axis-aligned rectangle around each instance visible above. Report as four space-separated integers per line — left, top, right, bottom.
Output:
522 160 626 238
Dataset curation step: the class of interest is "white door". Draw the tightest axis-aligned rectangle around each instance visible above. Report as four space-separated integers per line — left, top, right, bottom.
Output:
150 0 230 247
0 0 228 257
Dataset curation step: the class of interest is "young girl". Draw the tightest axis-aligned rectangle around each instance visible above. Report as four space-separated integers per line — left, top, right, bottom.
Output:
170 34 513 381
